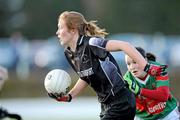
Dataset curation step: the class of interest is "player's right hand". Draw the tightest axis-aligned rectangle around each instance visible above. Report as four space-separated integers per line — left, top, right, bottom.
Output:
47 93 72 102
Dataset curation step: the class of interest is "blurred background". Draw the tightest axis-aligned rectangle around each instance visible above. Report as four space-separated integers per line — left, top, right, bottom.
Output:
0 0 180 120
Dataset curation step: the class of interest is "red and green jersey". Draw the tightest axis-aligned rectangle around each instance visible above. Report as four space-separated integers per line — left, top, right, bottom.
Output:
123 61 178 120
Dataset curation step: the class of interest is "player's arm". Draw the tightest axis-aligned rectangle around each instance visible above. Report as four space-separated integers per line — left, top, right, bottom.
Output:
106 40 147 70
106 40 167 76
89 38 147 69
140 72 170 102
140 86 170 102
125 70 171 101
68 78 88 99
125 74 170 102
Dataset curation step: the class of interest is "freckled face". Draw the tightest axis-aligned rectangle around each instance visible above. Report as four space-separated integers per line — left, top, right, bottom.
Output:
125 55 146 78
56 20 74 47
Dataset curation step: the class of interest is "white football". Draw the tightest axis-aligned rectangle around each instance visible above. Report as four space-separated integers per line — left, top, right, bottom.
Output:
44 69 71 94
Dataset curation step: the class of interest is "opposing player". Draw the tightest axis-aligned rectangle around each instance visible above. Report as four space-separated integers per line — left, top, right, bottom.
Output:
124 47 180 120
48 11 167 120
0 66 22 120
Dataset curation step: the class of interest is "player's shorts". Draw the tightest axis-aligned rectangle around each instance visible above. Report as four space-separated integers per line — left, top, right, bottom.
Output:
100 87 136 120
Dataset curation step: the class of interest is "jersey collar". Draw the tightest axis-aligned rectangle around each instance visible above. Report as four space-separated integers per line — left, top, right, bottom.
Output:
136 74 150 85
77 35 84 45
66 35 84 54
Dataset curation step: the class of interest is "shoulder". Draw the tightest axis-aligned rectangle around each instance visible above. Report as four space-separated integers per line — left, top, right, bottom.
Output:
89 37 107 47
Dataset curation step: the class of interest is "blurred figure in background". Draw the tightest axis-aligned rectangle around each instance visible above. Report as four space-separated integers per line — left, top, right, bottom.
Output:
9 31 30 80
0 65 22 120
124 47 180 120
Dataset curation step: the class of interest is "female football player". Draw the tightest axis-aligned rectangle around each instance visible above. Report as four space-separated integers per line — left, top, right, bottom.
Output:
48 11 167 120
124 47 180 120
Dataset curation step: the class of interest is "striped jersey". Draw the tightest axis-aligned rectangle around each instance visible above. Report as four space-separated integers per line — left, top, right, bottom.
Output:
123 61 178 120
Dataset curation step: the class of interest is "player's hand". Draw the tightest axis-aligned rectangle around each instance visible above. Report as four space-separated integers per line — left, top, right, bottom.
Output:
48 93 72 102
144 63 168 76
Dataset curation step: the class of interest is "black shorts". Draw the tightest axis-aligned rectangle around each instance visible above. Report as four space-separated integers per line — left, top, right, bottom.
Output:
100 88 136 120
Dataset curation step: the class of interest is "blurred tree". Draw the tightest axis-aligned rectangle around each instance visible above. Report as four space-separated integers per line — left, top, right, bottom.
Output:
99 0 180 35
0 0 9 37
21 0 84 39
0 0 180 39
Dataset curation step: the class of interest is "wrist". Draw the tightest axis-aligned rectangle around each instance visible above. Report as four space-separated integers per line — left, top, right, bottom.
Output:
67 94 72 102
56 94 72 102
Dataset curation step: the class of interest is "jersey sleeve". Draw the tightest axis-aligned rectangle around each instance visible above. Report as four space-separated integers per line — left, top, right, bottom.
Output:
141 61 171 101
149 61 170 87
156 72 170 87
141 86 170 101
88 37 108 60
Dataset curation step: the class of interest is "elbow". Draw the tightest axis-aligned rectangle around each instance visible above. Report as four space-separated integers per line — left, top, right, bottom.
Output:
157 90 170 102
159 95 169 102
160 91 170 102
118 41 132 51
158 86 170 102
123 41 132 49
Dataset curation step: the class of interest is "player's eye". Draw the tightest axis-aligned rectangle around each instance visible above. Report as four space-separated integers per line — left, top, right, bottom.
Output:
127 62 130 66
133 61 136 64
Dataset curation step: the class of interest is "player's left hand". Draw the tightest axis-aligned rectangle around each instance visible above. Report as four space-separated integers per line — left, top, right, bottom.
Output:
144 63 168 76
48 93 72 102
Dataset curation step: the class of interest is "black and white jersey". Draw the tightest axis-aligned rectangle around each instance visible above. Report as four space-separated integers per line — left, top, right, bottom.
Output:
64 35 126 103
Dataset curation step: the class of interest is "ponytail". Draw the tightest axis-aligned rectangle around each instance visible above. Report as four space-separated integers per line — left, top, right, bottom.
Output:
146 53 156 62
135 47 156 62
59 11 108 38
83 21 108 38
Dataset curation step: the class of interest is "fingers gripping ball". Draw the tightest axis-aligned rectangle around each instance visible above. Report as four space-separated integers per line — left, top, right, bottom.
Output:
44 69 71 95
48 93 72 102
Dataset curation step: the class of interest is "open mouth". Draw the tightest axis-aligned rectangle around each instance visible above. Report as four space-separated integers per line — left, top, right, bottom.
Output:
132 70 137 74
132 70 138 75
